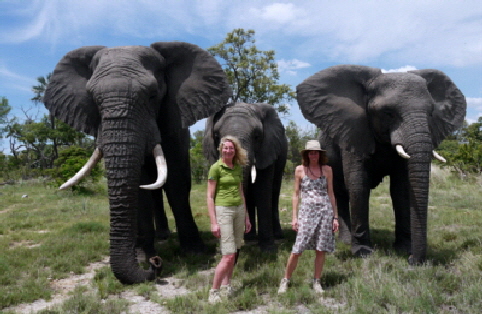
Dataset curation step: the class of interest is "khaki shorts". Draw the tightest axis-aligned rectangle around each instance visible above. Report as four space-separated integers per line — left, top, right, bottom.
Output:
215 205 245 255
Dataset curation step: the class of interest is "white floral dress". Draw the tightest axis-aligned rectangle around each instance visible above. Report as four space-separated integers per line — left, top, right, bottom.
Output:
292 174 335 253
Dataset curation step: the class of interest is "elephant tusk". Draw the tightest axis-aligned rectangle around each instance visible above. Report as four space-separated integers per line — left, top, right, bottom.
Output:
432 150 446 163
140 144 167 190
251 165 257 184
59 148 103 190
396 145 411 159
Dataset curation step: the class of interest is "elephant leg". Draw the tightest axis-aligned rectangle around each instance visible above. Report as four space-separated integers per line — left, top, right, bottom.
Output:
255 167 276 251
344 159 372 256
244 184 257 241
153 190 170 240
390 167 411 254
138 168 157 260
336 190 351 244
271 162 284 239
162 130 204 253
330 155 351 243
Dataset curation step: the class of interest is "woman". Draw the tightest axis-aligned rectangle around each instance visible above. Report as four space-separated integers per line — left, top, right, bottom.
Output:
207 136 251 304
278 140 339 294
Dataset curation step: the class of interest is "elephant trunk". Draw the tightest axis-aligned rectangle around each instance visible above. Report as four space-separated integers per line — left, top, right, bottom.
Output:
400 119 433 265
102 117 159 284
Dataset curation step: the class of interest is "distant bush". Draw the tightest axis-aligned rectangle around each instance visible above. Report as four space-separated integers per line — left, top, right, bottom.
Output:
49 146 103 191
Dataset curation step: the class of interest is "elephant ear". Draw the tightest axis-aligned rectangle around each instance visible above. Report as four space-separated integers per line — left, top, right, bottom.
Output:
297 65 382 157
254 103 287 169
409 69 467 147
44 46 106 136
202 104 233 164
151 42 231 128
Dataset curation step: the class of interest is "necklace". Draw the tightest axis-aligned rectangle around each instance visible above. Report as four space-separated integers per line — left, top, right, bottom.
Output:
307 165 320 177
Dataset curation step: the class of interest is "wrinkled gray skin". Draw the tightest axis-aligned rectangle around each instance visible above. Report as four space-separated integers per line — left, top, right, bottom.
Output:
297 65 466 264
44 42 231 284
203 103 288 251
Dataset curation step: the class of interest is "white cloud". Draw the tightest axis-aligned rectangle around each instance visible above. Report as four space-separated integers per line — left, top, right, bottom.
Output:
256 3 301 24
466 97 482 124
0 64 35 84
381 65 418 73
1 0 481 68
278 59 311 75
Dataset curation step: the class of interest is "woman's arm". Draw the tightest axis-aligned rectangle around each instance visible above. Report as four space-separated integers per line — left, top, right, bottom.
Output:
207 179 220 238
324 165 339 232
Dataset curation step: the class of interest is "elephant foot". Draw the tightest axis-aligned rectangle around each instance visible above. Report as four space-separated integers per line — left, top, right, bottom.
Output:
338 232 352 245
353 247 373 258
274 231 284 240
180 240 206 255
244 232 257 242
259 242 278 252
408 255 426 266
393 240 411 255
156 229 171 241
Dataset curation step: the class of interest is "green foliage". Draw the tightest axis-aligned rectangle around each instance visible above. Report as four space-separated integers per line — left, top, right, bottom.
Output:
190 130 209 184
437 118 482 175
0 96 12 138
284 121 319 177
2 73 94 181
208 29 295 114
49 146 103 191
31 73 51 105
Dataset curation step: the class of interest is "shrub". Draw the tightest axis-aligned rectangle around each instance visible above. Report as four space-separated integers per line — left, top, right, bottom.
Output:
49 146 103 191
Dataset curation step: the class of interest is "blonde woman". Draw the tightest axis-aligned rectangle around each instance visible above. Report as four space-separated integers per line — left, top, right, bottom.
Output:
207 136 251 303
278 140 339 294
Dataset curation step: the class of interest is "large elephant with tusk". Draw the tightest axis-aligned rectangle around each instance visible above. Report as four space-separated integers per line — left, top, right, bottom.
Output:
44 42 231 284
203 103 288 251
296 65 466 264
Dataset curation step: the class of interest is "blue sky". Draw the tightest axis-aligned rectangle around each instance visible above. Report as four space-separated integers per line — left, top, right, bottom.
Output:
1 0 481 153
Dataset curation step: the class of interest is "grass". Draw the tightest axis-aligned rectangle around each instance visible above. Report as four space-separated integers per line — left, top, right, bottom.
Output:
1 166 482 313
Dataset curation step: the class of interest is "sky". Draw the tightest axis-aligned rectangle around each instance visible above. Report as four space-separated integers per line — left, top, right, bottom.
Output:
1 0 482 153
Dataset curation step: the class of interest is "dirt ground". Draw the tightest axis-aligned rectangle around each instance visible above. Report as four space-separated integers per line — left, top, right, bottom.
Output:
5 255 344 314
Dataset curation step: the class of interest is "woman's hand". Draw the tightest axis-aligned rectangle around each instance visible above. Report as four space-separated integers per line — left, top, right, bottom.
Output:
245 216 252 233
291 218 299 231
211 223 220 238
332 218 339 232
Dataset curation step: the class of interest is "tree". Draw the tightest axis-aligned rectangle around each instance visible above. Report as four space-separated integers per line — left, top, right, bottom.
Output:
208 29 295 114
437 118 482 176
31 73 51 105
284 121 319 177
31 73 62 160
190 130 209 184
0 97 12 139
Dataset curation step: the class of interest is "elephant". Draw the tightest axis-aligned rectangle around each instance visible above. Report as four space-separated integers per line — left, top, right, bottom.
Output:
44 42 231 284
296 65 466 264
203 102 288 251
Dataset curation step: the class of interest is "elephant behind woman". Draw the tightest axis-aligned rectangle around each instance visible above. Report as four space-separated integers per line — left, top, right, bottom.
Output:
203 102 288 251
297 65 466 264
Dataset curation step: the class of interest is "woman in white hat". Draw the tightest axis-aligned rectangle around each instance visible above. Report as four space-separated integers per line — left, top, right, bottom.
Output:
278 140 339 294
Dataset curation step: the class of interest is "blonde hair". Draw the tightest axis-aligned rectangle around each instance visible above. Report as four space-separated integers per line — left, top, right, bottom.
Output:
218 136 248 166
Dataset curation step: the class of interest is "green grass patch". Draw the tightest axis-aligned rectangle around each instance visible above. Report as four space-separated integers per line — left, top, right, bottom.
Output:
1 167 482 313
